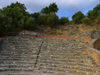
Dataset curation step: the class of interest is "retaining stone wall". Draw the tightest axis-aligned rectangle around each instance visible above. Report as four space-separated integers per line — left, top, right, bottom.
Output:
87 39 100 66
94 39 100 50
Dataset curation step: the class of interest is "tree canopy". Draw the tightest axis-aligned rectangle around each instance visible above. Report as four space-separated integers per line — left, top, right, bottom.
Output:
59 17 69 25
72 11 85 24
0 9 12 36
30 12 40 24
41 3 59 14
3 1 28 27
92 4 100 18
87 10 95 20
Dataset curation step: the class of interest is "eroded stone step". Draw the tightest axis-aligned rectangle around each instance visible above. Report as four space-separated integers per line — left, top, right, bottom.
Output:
0 56 37 59
0 67 34 71
37 62 98 68
0 64 35 67
39 55 90 59
0 50 38 53
0 53 38 55
34 69 74 75
36 66 99 75
39 52 87 56
0 71 59 75
0 61 36 64
37 59 96 64
0 55 39 58
36 64 99 73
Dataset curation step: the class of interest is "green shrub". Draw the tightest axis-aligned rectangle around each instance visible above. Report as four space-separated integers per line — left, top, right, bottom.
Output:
46 12 59 28
59 17 69 25
82 18 92 25
87 10 95 20
92 4 100 18
95 16 100 24
72 11 85 24
0 12 12 36
38 14 46 25
25 17 36 30
38 13 59 27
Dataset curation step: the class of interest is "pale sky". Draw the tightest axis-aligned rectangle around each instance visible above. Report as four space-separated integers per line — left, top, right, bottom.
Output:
0 0 100 20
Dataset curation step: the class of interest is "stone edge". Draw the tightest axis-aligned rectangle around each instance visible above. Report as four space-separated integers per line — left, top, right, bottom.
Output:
87 39 100 66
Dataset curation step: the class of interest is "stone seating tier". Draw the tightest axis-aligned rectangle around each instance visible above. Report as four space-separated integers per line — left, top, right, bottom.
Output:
0 34 100 75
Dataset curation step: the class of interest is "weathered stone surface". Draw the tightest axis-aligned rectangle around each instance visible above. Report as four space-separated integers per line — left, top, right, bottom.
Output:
0 33 100 75
91 30 100 39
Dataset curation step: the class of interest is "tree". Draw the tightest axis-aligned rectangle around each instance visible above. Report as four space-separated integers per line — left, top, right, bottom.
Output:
41 3 59 14
59 17 69 25
0 9 12 36
38 14 47 25
72 11 85 24
3 1 28 27
25 17 36 30
41 6 49 14
82 18 92 25
46 12 59 27
0 9 2 13
87 10 95 20
93 4 100 18
49 3 59 13
30 12 40 24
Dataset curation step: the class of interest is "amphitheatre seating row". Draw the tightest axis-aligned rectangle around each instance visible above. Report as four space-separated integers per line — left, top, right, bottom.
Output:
22 34 100 66
0 34 100 75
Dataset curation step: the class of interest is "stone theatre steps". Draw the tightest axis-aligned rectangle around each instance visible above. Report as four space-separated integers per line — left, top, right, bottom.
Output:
34 38 100 75
0 37 43 75
0 36 100 75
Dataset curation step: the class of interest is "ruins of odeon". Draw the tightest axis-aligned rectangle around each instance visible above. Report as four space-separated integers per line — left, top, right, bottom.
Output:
0 30 100 75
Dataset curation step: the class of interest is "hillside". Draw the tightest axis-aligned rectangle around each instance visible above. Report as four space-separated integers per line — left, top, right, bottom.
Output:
3 23 100 39
34 24 100 39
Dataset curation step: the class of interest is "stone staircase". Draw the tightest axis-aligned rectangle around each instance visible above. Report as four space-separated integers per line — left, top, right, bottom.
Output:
0 36 100 75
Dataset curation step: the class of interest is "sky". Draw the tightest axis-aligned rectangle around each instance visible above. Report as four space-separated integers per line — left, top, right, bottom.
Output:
0 0 100 20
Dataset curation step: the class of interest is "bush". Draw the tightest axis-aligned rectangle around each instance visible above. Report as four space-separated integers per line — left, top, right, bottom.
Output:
92 4 100 18
82 18 92 25
95 16 100 24
46 12 59 27
0 12 12 36
87 10 95 20
25 17 36 30
59 17 69 25
72 11 85 24
38 14 46 25
38 13 59 27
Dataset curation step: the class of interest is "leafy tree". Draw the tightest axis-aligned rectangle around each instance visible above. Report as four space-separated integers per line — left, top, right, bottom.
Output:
30 12 40 24
38 12 59 27
46 12 59 27
3 1 28 27
41 3 58 14
38 14 47 25
18 17 26 28
49 3 59 13
25 17 36 30
0 9 3 13
93 4 100 18
59 17 69 25
87 10 95 20
0 9 12 36
72 11 85 24
41 6 49 14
